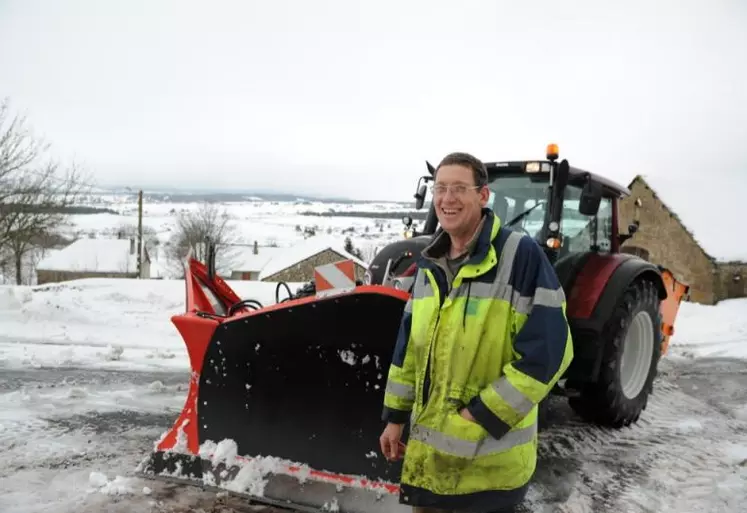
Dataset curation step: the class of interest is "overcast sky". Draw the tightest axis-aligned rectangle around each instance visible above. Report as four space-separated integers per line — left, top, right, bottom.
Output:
1 0 746 205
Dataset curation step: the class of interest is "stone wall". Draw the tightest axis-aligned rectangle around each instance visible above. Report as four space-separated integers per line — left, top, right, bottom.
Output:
714 262 747 301
262 249 367 283
36 270 138 285
618 176 717 305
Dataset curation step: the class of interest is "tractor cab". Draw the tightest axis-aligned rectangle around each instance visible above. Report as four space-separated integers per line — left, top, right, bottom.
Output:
407 144 633 262
381 145 640 294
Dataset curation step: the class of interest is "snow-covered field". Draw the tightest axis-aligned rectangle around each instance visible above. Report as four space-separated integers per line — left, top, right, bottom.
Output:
0 191 420 285
0 278 746 512
59 193 414 279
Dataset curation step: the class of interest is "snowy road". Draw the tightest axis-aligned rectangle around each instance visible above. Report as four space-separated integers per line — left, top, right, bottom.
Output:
1 356 745 513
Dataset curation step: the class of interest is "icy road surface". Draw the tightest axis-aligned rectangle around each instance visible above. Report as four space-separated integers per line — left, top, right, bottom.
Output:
0 357 745 513
1 281 746 511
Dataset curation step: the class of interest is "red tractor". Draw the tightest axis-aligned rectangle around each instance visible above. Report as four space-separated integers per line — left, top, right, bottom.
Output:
368 144 689 427
138 145 689 513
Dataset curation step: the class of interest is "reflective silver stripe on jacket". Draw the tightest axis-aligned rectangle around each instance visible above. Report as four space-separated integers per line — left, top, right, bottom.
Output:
449 231 564 314
492 378 534 416
453 282 565 314
411 274 435 299
409 420 537 458
386 380 415 401
495 230 524 284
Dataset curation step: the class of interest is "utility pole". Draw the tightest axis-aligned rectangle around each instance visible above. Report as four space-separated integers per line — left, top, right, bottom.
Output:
137 190 143 278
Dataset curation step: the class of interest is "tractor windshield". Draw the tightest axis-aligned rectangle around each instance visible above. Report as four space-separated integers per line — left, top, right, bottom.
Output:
488 174 613 252
488 174 550 239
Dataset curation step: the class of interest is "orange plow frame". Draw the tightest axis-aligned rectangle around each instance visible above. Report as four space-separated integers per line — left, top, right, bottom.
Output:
659 268 690 355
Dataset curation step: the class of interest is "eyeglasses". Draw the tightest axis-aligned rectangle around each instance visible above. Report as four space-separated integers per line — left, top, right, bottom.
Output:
431 184 482 196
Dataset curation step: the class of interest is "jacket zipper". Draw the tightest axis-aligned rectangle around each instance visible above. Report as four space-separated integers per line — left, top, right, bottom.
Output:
421 269 448 409
421 310 440 408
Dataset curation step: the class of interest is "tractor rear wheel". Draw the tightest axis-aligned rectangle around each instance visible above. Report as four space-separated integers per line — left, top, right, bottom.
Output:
569 278 662 428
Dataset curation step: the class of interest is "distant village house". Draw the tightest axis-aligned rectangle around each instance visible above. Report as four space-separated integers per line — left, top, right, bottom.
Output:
36 237 151 285
230 237 367 283
230 241 283 281
619 175 746 305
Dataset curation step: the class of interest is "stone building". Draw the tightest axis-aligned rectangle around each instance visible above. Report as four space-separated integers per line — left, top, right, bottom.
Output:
234 236 368 284
230 241 283 281
619 175 746 305
36 237 151 285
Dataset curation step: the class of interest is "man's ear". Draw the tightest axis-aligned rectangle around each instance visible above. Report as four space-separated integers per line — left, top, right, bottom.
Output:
479 186 490 207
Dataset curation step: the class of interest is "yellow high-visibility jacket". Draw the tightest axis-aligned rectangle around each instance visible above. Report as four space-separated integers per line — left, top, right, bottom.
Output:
382 208 573 512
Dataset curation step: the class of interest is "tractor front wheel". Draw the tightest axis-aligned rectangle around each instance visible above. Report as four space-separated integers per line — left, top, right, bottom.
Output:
569 279 663 428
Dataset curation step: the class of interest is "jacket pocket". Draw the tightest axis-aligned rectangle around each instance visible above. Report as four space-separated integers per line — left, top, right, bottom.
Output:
445 409 487 446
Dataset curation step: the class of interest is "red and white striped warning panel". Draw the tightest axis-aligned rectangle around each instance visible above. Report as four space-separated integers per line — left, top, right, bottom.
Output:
315 260 357 296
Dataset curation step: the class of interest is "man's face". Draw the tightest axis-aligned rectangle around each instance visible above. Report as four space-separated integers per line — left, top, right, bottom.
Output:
433 164 490 236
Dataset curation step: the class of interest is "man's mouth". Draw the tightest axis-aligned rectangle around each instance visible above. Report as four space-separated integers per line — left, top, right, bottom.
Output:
441 208 460 218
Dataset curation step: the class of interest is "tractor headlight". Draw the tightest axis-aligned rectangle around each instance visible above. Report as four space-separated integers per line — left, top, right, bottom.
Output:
525 161 551 173
525 162 541 173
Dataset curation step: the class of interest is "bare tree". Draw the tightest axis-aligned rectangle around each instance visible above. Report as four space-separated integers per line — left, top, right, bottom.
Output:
0 98 89 284
165 202 240 276
344 237 364 261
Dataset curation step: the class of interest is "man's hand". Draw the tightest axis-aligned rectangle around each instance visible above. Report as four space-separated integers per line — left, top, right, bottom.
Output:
460 407 477 423
379 422 405 461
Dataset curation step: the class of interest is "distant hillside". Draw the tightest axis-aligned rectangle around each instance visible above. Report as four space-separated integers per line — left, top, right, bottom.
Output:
300 210 428 220
97 187 412 205
0 204 119 215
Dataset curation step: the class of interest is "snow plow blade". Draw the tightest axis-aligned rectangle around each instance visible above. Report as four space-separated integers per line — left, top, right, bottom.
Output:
137 255 413 513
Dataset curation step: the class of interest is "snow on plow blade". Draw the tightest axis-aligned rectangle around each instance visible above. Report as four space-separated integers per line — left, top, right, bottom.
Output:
137 256 413 513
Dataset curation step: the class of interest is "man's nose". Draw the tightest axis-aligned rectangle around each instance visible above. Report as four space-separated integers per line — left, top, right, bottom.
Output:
442 188 460 200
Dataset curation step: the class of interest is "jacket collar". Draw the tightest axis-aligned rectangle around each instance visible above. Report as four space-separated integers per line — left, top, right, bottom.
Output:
421 207 499 267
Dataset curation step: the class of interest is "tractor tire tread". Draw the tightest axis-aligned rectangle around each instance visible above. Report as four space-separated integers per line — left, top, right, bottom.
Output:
568 278 662 428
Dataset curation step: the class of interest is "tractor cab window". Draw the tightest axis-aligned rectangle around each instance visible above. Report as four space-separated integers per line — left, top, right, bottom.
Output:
487 175 548 239
563 186 613 254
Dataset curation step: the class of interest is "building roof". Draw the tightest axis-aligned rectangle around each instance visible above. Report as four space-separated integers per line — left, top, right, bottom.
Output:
36 238 144 273
258 236 368 280
631 174 747 263
233 245 284 272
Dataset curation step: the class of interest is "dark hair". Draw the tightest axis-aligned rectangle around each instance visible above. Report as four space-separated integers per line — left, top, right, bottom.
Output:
436 152 488 187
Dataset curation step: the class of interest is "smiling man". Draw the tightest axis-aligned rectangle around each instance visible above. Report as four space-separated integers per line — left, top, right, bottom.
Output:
380 152 574 513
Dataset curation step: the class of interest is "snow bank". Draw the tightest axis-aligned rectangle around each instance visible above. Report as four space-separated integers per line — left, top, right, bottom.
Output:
0 278 303 372
668 298 747 359
0 278 745 372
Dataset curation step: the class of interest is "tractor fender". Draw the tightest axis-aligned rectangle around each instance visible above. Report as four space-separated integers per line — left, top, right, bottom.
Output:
566 253 666 328
563 253 668 385
590 256 668 331
566 252 635 322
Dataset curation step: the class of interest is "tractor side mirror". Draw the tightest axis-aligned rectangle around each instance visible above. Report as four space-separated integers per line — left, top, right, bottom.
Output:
414 183 427 210
578 179 602 216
